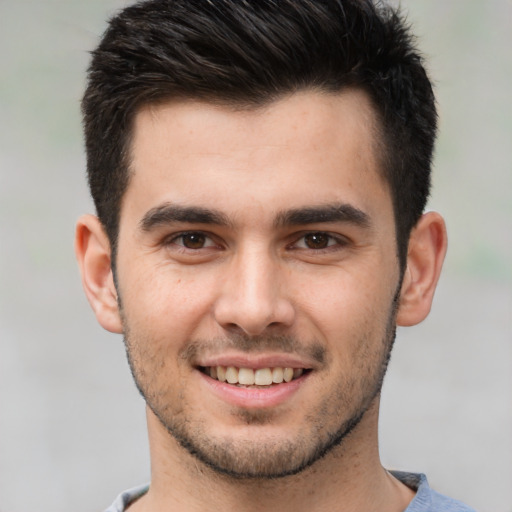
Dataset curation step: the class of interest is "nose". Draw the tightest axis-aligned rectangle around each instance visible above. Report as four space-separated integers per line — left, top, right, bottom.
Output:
213 248 295 336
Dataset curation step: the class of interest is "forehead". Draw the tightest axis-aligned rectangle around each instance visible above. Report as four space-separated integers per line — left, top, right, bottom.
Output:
124 89 391 227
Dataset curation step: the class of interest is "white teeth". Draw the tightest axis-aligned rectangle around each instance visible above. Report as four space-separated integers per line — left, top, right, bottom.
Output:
254 368 273 386
238 367 255 385
206 365 306 385
217 366 227 382
272 367 284 383
226 366 238 384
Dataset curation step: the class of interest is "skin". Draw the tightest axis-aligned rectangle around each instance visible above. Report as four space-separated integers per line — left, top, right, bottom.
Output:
76 90 447 512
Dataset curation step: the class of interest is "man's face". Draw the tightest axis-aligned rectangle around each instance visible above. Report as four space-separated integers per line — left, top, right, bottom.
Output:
115 90 401 478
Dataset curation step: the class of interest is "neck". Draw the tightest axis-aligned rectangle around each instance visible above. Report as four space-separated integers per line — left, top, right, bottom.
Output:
129 400 415 512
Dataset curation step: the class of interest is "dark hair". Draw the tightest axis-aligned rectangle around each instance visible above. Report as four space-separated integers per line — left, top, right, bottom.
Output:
82 0 437 269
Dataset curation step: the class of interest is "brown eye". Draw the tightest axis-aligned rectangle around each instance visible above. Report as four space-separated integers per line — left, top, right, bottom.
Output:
303 232 331 249
180 233 207 249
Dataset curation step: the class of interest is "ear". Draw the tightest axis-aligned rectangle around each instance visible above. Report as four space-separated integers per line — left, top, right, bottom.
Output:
396 211 448 327
74 214 123 334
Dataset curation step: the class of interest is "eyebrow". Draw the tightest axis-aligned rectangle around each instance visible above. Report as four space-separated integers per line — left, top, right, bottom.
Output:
139 201 371 232
274 203 371 229
139 203 232 231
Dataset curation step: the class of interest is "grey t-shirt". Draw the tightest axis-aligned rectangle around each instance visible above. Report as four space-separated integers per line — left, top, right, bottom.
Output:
105 472 476 512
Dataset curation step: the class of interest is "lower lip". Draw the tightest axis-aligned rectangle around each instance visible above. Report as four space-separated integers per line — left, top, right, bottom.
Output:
199 371 309 409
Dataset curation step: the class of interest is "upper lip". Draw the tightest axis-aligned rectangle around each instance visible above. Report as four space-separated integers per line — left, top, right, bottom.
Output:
195 352 317 370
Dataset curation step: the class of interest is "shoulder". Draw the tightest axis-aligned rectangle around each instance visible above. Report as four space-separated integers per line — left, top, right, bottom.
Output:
430 489 478 512
390 471 477 512
104 483 149 512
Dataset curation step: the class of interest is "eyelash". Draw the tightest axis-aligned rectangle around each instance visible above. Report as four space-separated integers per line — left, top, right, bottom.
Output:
164 230 349 253
289 232 349 251
165 231 218 251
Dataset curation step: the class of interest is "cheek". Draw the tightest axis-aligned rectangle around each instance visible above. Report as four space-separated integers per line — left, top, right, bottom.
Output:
120 264 221 341
294 266 396 352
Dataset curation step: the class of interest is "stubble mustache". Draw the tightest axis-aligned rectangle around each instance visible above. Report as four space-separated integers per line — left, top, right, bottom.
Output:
178 332 328 367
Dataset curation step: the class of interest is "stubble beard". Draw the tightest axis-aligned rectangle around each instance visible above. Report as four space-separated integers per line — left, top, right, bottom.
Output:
121 300 398 481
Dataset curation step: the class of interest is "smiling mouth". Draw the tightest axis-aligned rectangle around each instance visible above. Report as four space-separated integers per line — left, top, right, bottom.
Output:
199 366 309 387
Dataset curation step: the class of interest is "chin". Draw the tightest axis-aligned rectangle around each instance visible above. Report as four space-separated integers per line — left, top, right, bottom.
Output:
151 397 369 480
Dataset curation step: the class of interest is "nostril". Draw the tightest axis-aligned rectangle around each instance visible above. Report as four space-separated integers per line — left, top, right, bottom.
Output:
213 284 295 336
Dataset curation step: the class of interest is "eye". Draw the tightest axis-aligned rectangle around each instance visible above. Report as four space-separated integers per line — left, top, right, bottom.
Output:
168 232 217 250
292 232 346 250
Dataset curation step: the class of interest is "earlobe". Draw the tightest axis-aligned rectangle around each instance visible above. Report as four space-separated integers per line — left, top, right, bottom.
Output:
396 211 448 327
74 214 123 334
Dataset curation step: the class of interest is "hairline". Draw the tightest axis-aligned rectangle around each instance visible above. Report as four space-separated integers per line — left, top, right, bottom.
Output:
109 85 403 271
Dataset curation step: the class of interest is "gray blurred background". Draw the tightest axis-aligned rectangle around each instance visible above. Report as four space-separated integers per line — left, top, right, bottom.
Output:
0 1 510 511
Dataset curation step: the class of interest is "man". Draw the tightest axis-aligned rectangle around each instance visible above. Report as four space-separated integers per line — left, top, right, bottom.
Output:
75 1 474 511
